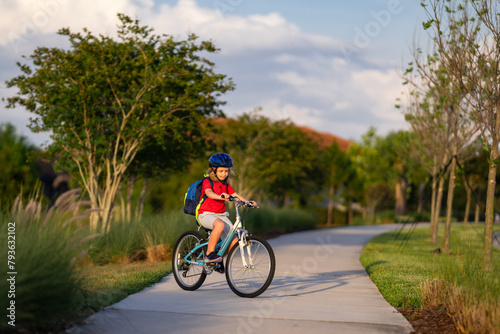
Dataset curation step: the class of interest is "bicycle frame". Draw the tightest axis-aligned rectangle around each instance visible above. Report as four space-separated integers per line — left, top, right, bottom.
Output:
182 200 255 269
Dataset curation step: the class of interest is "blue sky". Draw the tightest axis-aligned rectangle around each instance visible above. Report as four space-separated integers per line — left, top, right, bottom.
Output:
0 0 427 146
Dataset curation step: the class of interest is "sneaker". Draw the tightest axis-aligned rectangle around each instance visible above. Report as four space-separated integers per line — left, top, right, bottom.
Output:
214 261 225 274
205 252 222 263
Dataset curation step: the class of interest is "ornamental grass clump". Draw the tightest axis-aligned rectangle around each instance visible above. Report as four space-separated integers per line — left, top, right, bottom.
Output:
421 235 500 334
88 210 191 264
0 189 97 332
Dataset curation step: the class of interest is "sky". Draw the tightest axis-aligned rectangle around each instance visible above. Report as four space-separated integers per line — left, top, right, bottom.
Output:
0 0 427 147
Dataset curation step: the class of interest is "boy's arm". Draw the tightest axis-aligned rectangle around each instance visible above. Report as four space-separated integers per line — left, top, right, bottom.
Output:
230 192 257 206
205 188 224 200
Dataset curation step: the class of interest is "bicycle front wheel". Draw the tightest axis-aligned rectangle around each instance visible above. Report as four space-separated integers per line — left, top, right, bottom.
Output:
226 235 276 298
172 231 207 291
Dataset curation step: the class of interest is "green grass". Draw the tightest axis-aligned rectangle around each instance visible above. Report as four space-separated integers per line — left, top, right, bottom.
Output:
360 224 500 331
75 262 171 314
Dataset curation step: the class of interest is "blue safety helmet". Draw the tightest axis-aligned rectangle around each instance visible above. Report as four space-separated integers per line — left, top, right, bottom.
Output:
209 153 233 168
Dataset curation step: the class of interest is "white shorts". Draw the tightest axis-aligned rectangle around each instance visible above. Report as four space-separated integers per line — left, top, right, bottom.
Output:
198 211 233 241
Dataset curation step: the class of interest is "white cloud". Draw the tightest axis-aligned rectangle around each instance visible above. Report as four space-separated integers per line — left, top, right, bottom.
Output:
0 0 137 48
0 0 409 146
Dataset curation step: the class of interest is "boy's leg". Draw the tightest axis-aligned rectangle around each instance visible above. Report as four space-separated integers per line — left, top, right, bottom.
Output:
207 219 225 254
225 236 239 256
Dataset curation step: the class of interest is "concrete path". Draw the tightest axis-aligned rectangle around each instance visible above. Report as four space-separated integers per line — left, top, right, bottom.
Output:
70 225 414 334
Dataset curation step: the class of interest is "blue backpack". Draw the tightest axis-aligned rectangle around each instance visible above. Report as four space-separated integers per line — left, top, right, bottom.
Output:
184 175 214 220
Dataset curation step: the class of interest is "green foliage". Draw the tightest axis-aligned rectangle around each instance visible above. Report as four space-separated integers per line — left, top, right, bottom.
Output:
235 206 317 236
320 141 353 193
4 13 234 228
0 215 82 332
213 113 321 206
0 123 40 209
5 14 233 172
88 210 192 265
148 158 208 212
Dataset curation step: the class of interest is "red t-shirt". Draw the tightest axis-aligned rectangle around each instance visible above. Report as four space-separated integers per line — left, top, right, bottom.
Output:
198 178 235 215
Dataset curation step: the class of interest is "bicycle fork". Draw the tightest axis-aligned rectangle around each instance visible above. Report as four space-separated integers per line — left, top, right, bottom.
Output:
237 229 255 268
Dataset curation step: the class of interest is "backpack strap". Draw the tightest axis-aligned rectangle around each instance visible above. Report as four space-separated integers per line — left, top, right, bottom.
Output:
195 176 214 225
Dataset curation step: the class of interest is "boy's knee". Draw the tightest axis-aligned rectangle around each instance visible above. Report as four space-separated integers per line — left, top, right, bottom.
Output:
213 219 224 230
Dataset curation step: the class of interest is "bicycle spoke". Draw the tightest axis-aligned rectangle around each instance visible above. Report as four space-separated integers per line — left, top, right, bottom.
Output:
172 231 207 291
226 236 275 297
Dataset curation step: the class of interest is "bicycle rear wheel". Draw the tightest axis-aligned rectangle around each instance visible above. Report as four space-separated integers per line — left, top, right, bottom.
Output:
226 235 275 298
172 231 207 291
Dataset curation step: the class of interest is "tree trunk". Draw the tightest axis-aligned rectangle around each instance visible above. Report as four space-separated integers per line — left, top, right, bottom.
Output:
475 202 480 225
83 162 102 231
430 166 437 238
395 179 407 216
348 199 353 225
484 146 497 271
443 155 457 254
327 184 335 226
127 176 135 222
118 190 126 222
101 159 128 232
135 178 149 221
463 175 471 226
418 183 425 213
346 195 353 225
432 177 445 244
102 177 122 232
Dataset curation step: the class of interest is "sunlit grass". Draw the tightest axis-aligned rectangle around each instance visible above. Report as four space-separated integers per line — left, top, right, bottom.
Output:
75 262 170 314
360 224 500 333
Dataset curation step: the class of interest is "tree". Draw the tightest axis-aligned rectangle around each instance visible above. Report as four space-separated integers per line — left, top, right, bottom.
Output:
422 0 499 269
401 85 449 243
321 142 351 225
121 122 212 222
457 146 489 225
213 113 319 207
5 14 234 231
402 42 479 249
0 123 40 209
349 128 393 223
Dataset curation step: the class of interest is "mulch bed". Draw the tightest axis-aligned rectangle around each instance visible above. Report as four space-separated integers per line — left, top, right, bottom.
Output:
399 308 458 334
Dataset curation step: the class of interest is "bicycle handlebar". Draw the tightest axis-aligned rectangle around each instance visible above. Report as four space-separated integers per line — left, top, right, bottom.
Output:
221 194 259 208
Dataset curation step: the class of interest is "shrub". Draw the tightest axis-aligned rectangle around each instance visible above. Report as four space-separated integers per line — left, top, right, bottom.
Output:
88 210 193 264
236 206 317 236
0 190 95 332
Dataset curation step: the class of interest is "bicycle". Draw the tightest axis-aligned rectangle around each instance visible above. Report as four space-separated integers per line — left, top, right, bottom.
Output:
172 195 276 298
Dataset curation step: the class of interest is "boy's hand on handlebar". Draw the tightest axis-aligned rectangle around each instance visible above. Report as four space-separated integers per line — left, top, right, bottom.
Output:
221 194 258 207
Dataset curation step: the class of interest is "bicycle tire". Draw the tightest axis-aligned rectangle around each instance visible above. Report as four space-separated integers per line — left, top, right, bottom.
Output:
225 235 275 298
172 231 207 291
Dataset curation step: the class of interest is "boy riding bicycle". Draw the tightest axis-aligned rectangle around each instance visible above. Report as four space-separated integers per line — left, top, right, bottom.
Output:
197 153 257 273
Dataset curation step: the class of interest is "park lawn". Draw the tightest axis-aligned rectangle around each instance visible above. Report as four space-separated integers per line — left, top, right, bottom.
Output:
75 261 171 314
360 224 500 333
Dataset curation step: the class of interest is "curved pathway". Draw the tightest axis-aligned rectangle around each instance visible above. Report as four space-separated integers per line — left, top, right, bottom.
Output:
71 225 414 334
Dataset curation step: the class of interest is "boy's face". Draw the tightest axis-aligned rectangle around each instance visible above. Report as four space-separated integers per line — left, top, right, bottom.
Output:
216 167 229 181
